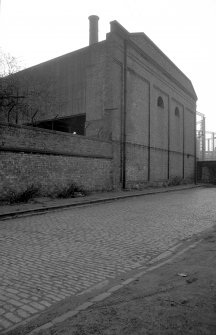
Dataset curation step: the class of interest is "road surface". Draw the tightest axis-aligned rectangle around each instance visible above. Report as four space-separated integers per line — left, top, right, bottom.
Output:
0 187 215 332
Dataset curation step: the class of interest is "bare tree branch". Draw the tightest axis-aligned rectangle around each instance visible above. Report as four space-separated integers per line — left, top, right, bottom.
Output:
0 49 59 125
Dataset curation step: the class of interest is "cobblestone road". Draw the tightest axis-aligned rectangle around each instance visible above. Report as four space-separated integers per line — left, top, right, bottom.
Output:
0 187 216 332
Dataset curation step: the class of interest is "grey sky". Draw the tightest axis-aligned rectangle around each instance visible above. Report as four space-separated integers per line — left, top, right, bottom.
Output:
0 0 215 129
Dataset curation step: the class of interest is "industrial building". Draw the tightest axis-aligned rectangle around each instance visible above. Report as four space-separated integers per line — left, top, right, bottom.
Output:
0 16 197 197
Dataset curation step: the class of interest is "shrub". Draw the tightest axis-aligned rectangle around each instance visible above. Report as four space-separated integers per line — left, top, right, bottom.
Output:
168 176 182 186
56 183 87 199
7 185 39 204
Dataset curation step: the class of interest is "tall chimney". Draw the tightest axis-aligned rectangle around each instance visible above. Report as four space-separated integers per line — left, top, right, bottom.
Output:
88 15 99 45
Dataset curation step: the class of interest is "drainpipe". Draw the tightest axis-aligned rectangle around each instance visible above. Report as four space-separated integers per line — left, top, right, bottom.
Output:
182 107 185 179
121 39 127 189
167 97 170 180
194 111 197 184
147 85 151 181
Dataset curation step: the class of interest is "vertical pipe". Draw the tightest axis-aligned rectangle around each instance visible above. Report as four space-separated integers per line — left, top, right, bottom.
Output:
194 110 197 184
122 39 127 189
147 85 151 181
202 116 206 160
167 96 170 180
182 107 185 179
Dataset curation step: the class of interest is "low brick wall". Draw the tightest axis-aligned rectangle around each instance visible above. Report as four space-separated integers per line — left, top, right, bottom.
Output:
0 123 113 199
1 123 111 158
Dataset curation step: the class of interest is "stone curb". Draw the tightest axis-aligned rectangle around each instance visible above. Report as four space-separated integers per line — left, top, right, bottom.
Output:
0 184 202 221
19 240 199 335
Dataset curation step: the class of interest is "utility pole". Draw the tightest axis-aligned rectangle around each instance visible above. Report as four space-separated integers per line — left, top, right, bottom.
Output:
0 1 2 27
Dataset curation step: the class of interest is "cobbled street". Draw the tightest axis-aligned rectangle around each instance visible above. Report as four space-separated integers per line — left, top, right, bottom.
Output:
0 187 216 332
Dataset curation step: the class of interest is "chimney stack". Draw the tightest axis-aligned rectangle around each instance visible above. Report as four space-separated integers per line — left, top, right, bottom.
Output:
88 15 99 45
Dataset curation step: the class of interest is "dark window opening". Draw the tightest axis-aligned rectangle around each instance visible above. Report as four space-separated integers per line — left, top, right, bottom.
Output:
157 96 164 108
26 114 86 135
175 107 180 117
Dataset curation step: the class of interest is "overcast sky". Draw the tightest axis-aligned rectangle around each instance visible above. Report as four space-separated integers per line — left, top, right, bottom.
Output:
0 0 215 130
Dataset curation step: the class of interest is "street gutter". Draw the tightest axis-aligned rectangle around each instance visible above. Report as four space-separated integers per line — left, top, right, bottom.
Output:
0 184 204 221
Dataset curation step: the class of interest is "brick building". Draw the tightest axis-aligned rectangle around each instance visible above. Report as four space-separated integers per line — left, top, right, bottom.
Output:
0 17 197 197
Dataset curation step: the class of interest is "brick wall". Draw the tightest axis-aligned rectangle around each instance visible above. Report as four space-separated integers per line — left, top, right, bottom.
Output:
1 123 112 157
0 123 113 199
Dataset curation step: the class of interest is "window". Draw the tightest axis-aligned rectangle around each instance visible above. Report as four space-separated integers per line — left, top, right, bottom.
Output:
175 107 180 117
157 96 164 108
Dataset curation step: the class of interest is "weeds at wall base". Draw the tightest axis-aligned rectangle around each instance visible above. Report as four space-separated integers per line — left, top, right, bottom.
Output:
5 185 39 204
167 176 183 186
54 183 88 199
125 176 189 190
1 178 193 205
1 183 88 205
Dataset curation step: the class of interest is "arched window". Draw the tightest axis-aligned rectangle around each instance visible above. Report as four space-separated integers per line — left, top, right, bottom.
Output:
157 96 164 108
175 107 180 117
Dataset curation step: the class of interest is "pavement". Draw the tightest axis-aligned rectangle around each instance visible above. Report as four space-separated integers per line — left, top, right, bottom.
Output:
0 184 215 334
0 184 202 220
30 224 216 335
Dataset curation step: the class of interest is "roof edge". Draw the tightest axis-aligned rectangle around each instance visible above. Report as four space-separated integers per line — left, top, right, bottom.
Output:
130 32 197 100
